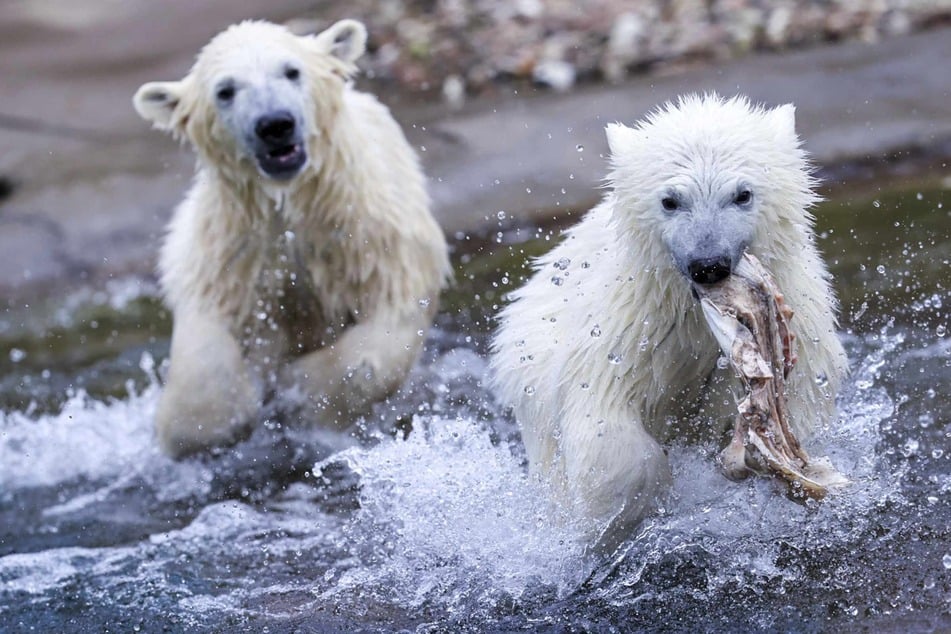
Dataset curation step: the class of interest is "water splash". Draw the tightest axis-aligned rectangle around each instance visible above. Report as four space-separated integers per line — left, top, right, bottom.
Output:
322 417 589 614
0 328 936 631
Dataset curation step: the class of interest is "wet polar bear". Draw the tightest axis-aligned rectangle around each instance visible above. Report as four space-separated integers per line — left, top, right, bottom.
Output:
134 20 450 457
492 95 848 551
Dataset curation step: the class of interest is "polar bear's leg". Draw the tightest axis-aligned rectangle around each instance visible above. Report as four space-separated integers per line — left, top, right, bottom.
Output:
156 309 261 457
555 409 673 554
279 310 429 424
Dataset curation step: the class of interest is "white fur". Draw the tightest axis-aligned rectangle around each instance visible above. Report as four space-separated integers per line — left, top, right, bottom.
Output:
491 95 847 550
134 20 450 457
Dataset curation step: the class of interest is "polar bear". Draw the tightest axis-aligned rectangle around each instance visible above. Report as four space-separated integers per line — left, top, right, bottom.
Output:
491 95 848 550
133 19 450 457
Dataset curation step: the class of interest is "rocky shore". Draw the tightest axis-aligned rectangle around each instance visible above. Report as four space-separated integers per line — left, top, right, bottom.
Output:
300 0 951 101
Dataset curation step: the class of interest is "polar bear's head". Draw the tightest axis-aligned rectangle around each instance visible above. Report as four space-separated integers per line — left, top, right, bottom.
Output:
606 95 816 286
134 19 367 183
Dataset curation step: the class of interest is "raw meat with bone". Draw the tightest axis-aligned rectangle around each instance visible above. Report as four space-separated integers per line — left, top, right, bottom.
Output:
696 253 848 499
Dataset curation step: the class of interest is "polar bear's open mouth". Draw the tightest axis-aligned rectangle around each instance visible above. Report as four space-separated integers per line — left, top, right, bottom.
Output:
695 253 849 499
257 143 307 180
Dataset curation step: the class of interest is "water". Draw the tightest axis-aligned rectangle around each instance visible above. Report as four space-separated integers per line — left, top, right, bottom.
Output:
1 180 949 632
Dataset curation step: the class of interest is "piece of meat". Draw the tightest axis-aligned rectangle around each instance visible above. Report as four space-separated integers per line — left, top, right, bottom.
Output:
695 253 848 499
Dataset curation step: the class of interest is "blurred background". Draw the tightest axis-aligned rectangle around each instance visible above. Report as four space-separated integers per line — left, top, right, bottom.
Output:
1 2 950 632
1 0 948 301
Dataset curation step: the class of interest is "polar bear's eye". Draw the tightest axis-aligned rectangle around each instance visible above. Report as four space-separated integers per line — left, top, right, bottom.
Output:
284 66 301 81
734 189 753 205
216 84 236 103
661 197 679 212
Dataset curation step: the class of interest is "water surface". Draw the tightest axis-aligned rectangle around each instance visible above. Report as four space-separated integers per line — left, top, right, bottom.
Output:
0 177 949 632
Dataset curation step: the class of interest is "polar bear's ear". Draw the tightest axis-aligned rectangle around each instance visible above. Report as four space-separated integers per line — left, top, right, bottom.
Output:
313 19 367 63
605 123 640 160
133 81 185 130
769 104 797 142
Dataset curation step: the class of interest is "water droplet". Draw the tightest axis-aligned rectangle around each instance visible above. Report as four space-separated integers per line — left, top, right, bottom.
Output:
550 275 564 286
497 210 506 220
608 352 623 365
590 325 602 337
916 192 923 200
580 382 590 390
815 373 829 388
872 199 881 208
418 298 431 307
901 438 919 457
936 324 947 337
524 385 536 396
576 144 584 152
553 257 571 270
876 264 886 274
932 448 944 459
638 336 649 351
716 356 730 370
8 348 26 363
943 553 951 570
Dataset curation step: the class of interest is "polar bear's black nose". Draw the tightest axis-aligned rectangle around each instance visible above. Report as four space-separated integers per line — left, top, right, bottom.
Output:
688 256 732 285
255 111 296 144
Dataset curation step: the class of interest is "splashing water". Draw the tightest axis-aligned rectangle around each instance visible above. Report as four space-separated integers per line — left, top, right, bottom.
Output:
0 319 946 631
321 417 589 615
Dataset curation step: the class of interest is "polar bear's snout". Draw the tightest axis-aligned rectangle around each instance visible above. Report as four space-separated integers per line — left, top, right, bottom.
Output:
253 110 307 180
687 255 733 285
664 206 750 288
255 111 296 144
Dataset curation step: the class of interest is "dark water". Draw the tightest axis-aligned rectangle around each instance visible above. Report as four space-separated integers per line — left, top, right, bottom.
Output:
0 177 949 633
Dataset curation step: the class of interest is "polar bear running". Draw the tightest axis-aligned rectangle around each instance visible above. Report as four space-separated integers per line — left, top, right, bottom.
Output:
492 95 847 550
134 20 450 457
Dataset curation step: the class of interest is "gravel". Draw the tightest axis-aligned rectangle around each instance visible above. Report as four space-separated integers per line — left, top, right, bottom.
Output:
293 0 951 104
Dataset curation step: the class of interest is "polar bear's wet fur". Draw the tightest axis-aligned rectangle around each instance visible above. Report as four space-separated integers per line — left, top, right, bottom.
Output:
492 95 847 550
134 20 450 457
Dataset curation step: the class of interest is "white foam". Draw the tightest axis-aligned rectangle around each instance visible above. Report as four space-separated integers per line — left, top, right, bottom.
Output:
0 384 160 490
0 354 210 511
323 417 590 610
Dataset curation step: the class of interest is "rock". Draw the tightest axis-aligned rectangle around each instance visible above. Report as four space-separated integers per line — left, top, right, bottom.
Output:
532 59 576 92
442 74 466 109
602 12 648 82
